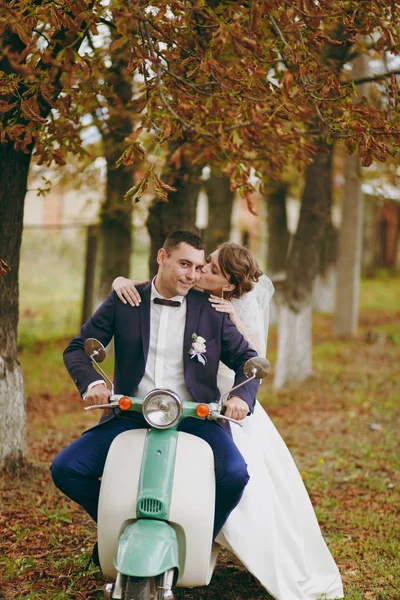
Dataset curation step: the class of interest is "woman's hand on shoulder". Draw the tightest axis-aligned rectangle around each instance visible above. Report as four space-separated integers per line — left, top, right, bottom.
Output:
209 295 251 344
112 276 147 307
208 295 238 325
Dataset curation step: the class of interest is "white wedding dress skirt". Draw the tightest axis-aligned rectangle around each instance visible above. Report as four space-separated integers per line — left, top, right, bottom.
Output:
216 396 344 600
214 282 343 599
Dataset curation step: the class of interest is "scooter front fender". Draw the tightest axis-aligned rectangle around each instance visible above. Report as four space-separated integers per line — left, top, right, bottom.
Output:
114 520 179 581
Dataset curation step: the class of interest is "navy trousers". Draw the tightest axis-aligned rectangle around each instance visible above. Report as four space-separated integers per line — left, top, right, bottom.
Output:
51 415 249 538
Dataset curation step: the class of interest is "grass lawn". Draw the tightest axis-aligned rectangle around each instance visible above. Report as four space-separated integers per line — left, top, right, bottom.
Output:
1 274 399 599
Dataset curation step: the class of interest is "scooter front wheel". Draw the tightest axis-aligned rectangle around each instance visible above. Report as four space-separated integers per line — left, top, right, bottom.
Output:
124 576 159 600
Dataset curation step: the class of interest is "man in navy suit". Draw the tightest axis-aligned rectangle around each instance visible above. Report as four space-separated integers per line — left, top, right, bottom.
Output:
51 231 259 551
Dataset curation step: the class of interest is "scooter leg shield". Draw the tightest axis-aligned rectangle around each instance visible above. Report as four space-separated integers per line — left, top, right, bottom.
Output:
114 520 179 581
98 429 147 577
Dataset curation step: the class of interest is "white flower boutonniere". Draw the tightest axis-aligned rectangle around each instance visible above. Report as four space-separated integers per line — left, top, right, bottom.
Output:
189 333 207 365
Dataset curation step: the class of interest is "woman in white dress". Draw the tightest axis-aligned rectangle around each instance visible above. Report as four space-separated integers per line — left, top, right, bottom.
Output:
112 242 344 600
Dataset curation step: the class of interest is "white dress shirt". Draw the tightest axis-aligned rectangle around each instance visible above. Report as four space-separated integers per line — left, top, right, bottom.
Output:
136 280 194 402
83 281 195 402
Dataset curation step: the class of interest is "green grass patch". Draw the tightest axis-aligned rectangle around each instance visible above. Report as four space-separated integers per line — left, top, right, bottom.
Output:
19 339 71 398
19 337 115 399
359 276 400 312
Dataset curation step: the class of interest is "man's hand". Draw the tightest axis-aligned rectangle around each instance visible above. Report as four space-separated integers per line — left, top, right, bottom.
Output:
223 396 249 421
85 384 111 416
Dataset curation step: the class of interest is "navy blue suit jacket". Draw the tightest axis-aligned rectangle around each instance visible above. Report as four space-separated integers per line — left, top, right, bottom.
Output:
64 284 259 426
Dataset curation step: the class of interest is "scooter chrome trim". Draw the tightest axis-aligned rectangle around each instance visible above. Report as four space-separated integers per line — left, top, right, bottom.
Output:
158 568 175 599
142 389 183 429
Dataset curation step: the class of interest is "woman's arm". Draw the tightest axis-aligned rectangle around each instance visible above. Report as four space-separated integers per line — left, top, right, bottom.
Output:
112 276 147 307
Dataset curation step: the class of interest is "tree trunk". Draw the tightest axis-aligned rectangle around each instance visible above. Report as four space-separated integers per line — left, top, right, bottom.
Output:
97 35 135 304
362 195 376 277
333 54 368 336
203 170 235 250
0 143 32 470
146 142 203 277
312 220 338 313
265 180 290 276
274 142 333 389
97 154 133 303
274 303 312 388
81 225 99 325
333 154 364 336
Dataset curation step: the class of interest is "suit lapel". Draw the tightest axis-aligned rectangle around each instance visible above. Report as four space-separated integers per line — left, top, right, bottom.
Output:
184 291 201 369
138 282 152 363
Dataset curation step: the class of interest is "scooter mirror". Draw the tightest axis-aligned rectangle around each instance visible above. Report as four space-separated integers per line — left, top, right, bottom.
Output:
84 338 106 362
244 357 270 379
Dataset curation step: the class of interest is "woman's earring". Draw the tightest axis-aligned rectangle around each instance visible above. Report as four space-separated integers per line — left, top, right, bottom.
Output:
221 289 225 300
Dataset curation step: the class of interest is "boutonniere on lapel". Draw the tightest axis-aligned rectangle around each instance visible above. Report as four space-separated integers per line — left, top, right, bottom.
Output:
189 333 207 365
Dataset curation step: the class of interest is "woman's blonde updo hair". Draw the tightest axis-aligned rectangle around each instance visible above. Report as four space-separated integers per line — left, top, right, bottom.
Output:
217 242 263 299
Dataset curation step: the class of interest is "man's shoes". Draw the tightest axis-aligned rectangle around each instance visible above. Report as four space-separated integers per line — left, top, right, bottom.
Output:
84 542 100 570
91 541 100 567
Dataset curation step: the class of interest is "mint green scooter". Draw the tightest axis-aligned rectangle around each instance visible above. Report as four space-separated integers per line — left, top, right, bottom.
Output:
84 338 269 600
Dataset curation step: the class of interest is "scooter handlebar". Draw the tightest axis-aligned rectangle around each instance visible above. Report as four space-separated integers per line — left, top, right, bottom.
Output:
83 394 139 412
84 401 120 411
83 396 243 427
207 403 244 427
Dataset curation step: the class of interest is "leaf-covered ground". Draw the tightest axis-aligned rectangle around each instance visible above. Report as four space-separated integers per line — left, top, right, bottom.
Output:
1 307 399 599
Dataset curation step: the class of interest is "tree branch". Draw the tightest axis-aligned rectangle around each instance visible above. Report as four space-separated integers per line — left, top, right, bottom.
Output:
281 0 342 19
268 14 290 49
350 69 400 87
137 6 197 134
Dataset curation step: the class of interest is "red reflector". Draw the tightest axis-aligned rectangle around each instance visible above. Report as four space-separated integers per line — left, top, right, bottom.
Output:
196 403 210 418
119 396 132 411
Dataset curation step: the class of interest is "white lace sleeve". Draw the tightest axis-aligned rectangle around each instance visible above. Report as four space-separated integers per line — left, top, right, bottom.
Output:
217 276 275 396
231 294 264 356
231 275 275 357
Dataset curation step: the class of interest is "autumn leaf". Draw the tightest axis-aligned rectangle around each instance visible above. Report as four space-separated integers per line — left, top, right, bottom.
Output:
39 87 58 109
152 174 177 202
110 35 128 54
0 258 11 277
282 71 294 98
124 169 152 203
116 142 145 168
0 100 18 113
10 22 32 45
361 152 373 168
244 191 258 216
20 100 47 124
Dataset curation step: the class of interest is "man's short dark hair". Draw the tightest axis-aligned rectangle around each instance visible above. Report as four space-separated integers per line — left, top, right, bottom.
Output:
163 230 205 255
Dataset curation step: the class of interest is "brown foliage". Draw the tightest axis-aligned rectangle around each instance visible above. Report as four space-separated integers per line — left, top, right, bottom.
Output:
0 1 399 192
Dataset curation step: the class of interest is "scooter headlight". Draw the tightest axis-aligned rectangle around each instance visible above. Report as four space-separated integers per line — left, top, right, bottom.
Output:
142 389 183 429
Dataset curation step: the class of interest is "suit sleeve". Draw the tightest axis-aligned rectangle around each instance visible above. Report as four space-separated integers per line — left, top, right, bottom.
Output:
63 291 116 396
219 314 260 413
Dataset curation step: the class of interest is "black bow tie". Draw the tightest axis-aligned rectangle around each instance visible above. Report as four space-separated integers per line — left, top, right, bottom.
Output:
153 297 181 307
